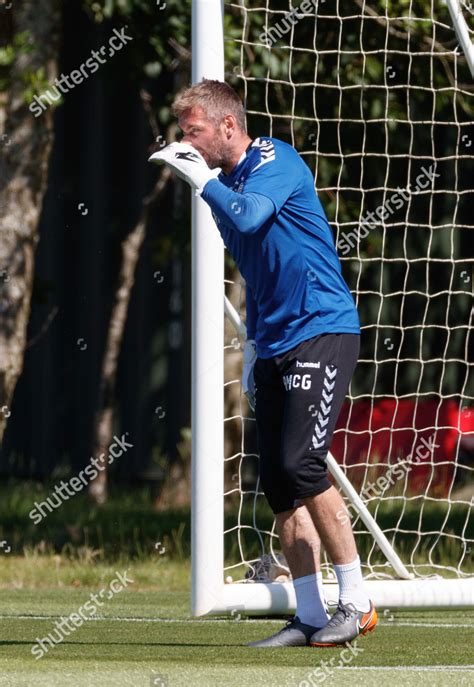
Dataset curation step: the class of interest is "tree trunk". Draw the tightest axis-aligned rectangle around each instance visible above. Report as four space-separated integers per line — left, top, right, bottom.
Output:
88 166 172 504
88 66 187 505
0 0 60 442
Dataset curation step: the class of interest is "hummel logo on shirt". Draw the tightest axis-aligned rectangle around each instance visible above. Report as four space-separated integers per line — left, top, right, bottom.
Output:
296 360 320 368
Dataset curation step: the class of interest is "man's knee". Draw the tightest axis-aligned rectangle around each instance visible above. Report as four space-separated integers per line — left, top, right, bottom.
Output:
281 450 331 498
258 459 297 514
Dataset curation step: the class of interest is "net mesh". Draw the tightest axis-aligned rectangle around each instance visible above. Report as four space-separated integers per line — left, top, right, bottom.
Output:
222 0 473 584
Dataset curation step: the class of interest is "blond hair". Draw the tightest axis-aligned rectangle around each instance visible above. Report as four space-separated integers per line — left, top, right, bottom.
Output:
172 79 246 132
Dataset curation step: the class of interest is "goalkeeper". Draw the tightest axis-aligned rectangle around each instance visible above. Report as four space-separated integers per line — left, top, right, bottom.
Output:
149 79 378 648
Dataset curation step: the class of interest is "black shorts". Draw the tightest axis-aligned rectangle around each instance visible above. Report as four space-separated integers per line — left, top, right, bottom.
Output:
254 332 360 514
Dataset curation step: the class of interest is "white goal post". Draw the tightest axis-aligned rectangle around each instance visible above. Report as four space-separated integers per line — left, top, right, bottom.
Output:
191 0 474 616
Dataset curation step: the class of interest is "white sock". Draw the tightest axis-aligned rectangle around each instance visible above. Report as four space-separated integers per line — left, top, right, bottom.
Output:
315 572 328 615
334 556 371 612
294 572 330 628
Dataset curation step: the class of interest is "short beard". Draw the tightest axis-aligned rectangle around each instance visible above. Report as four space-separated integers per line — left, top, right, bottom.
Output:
207 140 232 171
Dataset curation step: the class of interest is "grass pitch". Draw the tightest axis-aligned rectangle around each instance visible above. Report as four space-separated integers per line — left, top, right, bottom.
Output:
0 484 472 684
0 565 473 687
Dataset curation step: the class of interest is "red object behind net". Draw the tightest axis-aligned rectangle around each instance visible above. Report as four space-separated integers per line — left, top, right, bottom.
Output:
332 400 474 497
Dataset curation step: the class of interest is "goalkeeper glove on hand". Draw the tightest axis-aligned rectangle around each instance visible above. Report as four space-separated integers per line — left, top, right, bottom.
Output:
148 142 220 195
242 338 257 411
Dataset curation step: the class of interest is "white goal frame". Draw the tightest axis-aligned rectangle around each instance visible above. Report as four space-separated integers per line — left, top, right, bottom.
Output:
190 0 474 616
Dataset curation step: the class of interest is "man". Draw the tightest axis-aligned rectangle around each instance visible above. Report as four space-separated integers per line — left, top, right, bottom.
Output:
149 79 378 647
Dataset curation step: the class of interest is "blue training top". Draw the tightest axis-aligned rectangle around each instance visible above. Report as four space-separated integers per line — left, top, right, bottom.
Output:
201 136 360 359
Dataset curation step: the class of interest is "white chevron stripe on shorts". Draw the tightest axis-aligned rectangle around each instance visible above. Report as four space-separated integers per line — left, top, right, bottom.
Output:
311 364 337 450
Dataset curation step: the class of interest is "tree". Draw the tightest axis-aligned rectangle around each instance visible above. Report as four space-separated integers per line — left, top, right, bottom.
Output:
0 0 61 441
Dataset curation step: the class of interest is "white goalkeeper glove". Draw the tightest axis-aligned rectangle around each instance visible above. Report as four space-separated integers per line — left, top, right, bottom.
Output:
148 142 220 195
242 339 257 411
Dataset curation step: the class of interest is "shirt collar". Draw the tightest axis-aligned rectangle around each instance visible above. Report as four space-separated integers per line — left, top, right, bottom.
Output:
219 141 254 179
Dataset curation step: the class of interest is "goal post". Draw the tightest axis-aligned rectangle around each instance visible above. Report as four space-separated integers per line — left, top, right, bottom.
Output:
446 0 474 77
191 0 474 616
190 0 225 617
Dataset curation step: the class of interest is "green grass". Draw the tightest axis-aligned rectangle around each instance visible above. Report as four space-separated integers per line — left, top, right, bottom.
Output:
0 555 190 590
0 481 472 684
0 480 191 560
1 591 473 686
1 480 471 574
0 558 473 686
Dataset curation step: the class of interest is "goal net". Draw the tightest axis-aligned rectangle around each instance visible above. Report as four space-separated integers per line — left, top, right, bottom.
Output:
192 0 474 615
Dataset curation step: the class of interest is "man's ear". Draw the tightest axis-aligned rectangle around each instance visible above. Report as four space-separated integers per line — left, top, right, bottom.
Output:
223 114 236 139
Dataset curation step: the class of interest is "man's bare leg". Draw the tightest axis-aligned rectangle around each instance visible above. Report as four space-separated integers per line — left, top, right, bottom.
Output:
275 506 329 628
301 485 356 564
302 485 370 612
275 505 321 577
248 505 330 645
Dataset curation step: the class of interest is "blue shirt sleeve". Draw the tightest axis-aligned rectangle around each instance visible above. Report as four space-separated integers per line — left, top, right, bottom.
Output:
201 179 274 234
245 284 258 340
